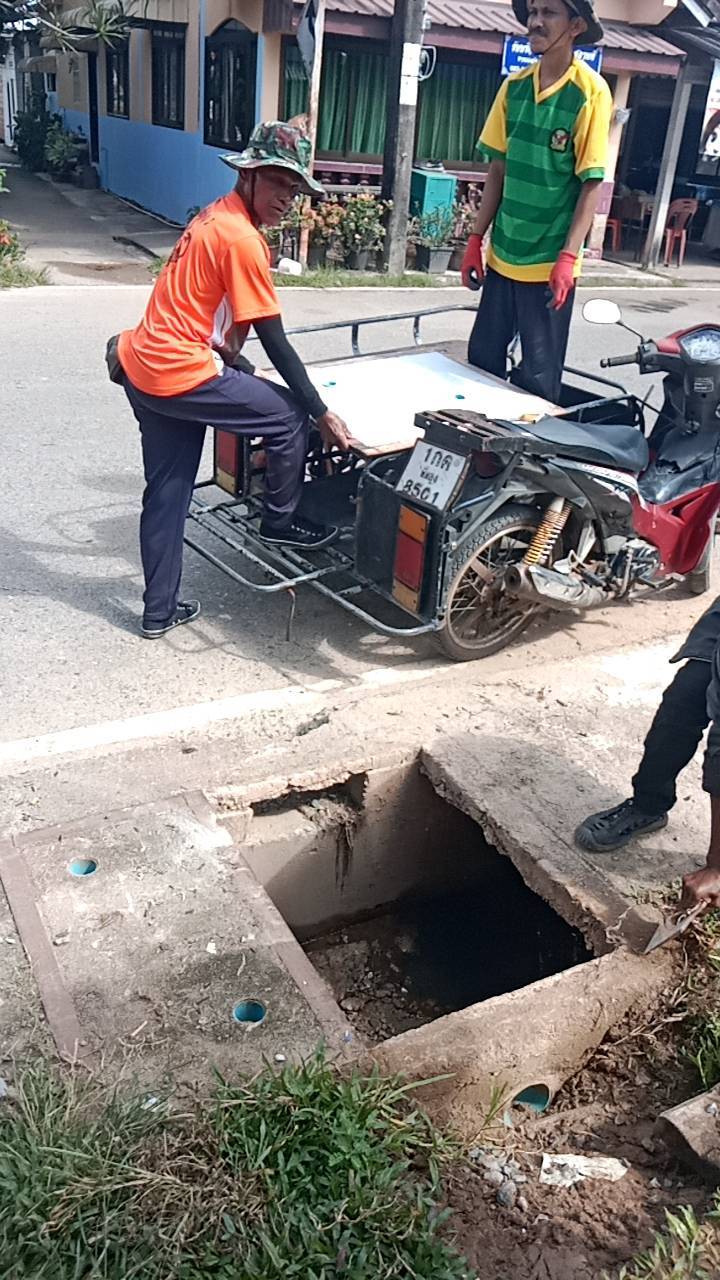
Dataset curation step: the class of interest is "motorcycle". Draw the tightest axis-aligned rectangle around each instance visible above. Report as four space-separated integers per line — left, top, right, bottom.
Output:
431 298 720 659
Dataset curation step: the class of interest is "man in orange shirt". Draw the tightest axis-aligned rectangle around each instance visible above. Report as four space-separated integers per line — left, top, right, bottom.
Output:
116 121 348 638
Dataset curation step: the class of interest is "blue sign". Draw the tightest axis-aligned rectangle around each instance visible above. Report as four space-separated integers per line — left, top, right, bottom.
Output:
501 35 603 77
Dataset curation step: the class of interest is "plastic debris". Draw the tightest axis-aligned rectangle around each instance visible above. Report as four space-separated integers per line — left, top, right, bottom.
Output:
540 1154 628 1188
206 941 217 955
0 1079 8 1100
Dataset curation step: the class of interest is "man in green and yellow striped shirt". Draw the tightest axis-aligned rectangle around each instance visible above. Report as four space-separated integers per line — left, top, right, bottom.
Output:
461 0 612 403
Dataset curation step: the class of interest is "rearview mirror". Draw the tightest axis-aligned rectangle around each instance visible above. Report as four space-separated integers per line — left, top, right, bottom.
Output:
582 299 622 326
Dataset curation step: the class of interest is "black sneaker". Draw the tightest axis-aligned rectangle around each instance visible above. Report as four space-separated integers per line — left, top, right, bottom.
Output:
258 517 339 550
574 798 668 853
141 600 201 639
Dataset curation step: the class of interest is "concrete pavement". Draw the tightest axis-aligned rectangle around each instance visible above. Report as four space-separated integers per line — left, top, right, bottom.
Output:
3 149 706 288
1 147 176 283
1 282 719 772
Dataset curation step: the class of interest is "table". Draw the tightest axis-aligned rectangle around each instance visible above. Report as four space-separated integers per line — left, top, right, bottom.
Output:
266 344 560 458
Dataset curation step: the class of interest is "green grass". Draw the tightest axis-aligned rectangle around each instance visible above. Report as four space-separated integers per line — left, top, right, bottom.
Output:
683 1012 720 1090
148 260 459 287
0 1053 472 1280
609 1202 720 1279
0 260 49 287
275 268 459 288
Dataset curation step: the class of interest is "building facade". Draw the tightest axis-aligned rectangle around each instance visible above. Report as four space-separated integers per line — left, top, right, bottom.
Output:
41 0 689 225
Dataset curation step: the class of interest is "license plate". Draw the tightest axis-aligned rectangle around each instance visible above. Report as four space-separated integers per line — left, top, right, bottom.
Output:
396 443 467 511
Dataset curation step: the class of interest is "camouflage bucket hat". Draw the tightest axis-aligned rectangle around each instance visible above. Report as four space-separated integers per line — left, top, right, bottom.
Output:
221 121 325 197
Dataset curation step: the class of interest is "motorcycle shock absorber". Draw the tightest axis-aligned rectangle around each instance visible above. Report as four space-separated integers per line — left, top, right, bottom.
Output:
523 496 571 567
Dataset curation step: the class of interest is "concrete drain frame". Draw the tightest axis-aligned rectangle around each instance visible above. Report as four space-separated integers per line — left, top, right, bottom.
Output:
215 744 676 1139
0 741 675 1138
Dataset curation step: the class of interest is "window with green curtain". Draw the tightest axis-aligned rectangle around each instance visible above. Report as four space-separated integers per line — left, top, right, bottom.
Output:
283 43 308 119
283 40 387 157
282 41 497 163
416 60 500 162
318 46 388 155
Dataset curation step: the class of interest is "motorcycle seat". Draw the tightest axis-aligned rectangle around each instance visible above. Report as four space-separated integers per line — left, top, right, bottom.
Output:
518 416 649 474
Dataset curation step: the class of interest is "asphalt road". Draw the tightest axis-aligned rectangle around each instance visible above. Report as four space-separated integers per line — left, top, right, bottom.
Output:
1 282 717 751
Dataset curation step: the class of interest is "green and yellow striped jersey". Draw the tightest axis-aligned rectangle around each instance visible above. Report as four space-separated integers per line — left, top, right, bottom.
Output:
479 59 612 283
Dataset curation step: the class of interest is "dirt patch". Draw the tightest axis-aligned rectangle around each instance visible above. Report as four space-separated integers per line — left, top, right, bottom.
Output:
442 1002 712 1279
44 259 151 284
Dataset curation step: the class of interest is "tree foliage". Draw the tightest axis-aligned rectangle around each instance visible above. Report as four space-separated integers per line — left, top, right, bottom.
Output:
0 0 138 49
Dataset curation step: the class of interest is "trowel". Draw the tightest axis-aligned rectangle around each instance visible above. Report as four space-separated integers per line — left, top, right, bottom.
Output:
643 901 706 954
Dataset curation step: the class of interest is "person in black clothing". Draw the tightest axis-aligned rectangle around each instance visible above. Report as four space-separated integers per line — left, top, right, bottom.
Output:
575 596 720 853
682 639 720 907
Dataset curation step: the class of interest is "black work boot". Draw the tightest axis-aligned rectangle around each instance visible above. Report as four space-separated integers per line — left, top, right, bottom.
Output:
574 798 668 854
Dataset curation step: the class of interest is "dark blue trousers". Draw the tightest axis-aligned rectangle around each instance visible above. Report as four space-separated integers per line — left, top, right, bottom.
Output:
468 266 575 404
124 368 309 625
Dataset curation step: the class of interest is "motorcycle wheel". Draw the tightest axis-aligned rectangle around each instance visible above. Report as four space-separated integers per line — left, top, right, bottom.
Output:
435 504 542 662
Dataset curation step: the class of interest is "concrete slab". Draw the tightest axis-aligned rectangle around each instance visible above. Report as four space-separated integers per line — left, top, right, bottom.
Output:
419 738 661 956
657 1086 720 1180
0 794 351 1082
369 948 675 1141
0 882 52 1065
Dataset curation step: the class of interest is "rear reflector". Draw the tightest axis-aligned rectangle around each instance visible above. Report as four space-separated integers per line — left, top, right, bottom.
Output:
394 531 425 589
392 506 429 614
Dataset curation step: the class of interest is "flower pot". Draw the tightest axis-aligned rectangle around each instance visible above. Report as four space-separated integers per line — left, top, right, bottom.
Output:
448 246 463 272
268 245 280 267
347 249 370 271
415 245 453 274
307 243 328 269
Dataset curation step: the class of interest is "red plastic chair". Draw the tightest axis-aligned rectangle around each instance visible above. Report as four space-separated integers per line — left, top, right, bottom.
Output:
663 198 698 268
604 216 622 253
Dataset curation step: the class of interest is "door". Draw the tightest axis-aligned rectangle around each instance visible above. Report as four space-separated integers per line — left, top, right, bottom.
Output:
87 51 99 163
2 70 17 146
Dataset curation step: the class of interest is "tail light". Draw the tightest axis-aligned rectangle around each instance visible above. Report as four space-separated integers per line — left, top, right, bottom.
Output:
392 505 429 613
214 430 243 495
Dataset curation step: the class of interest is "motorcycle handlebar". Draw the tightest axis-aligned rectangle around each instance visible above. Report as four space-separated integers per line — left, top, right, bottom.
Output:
600 352 639 369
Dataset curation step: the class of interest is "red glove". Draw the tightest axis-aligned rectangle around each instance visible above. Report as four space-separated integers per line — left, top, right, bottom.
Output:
548 251 577 310
461 233 485 291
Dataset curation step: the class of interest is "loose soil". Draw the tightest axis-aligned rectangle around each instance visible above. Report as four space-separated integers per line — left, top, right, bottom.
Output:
442 986 714 1280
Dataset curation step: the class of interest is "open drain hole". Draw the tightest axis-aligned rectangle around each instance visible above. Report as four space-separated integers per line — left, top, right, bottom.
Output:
232 999 267 1025
508 1084 551 1116
69 858 98 878
243 768 593 1046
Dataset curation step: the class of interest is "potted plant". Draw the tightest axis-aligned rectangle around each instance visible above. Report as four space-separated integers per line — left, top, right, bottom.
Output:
262 223 282 267
408 206 456 273
303 197 344 268
44 120 84 182
340 192 390 270
448 200 475 272
13 97 59 173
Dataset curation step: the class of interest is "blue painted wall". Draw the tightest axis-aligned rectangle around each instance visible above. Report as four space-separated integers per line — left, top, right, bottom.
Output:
60 30 265 225
98 117 233 224
62 106 91 144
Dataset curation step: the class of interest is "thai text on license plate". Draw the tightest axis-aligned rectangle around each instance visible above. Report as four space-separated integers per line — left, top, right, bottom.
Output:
397 443 467 511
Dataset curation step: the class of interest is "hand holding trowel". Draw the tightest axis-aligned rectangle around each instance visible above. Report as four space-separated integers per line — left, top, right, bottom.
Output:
644 900 707 954
644 865 720 954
